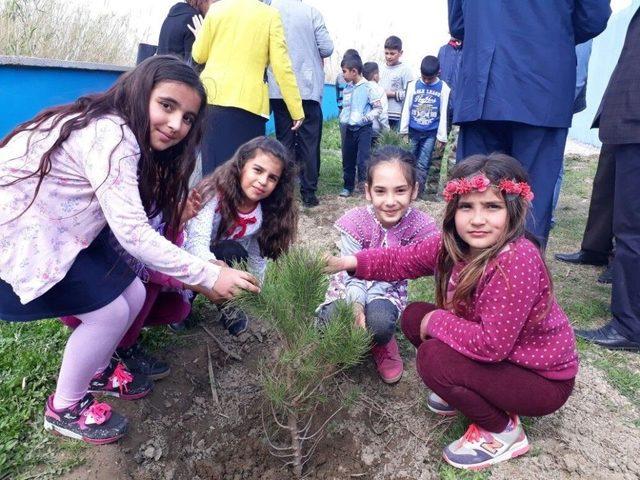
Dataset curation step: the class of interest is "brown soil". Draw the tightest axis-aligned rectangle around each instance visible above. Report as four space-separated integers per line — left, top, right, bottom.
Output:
59 196 640 480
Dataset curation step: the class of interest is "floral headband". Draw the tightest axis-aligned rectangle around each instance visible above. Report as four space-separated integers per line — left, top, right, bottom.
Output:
443 174 534 202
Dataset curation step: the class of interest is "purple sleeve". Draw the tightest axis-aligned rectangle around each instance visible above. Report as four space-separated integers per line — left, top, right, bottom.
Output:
354 233 441 282
426 243 544 362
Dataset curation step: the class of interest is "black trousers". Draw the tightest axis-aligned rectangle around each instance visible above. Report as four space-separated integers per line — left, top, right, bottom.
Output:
342 124 372 191
610 143 640 342
457 120 568 247
581 144 615 256
272 99 322 198
201 106 266 176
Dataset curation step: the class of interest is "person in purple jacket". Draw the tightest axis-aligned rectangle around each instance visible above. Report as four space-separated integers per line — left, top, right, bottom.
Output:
326 154 578 470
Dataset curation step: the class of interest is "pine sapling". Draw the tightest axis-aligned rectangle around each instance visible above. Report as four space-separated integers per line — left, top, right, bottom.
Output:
232 248 370 478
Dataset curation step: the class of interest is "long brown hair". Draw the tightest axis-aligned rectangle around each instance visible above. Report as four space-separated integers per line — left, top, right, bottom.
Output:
0 55 207 235
435 153 551 314
196 136 298 259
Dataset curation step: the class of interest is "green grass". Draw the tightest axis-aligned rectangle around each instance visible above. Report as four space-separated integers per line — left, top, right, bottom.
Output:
0 320 71 477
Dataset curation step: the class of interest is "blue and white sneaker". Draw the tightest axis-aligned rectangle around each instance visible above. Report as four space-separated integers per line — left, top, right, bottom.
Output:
443 415 530 470
427 392 458 416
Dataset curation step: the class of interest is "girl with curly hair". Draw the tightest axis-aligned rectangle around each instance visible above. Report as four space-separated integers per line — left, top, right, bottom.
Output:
184 136 298 334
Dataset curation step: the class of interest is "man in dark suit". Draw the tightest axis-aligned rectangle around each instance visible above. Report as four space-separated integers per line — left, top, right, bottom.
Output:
448 0 611 247
576 7 640 351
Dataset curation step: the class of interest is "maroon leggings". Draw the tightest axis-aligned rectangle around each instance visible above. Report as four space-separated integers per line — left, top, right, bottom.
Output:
61 282 190 349
401 302 575 432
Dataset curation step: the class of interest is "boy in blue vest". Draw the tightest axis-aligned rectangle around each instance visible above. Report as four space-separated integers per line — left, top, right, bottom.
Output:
339 55 383 197
400 56 450 196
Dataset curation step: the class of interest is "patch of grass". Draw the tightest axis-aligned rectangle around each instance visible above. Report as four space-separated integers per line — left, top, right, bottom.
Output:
0 320 71 478
318 119 343 196
438 464 491 480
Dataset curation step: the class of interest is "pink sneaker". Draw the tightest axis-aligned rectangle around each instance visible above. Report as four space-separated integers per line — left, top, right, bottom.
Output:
371 337 403 384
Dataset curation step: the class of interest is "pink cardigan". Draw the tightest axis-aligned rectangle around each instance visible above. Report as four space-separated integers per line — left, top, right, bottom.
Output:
355 235 578 380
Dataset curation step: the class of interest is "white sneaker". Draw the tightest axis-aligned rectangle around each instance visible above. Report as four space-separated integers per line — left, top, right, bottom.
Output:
443 415 530 470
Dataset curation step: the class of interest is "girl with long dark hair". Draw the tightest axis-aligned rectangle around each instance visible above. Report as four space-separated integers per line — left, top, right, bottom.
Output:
184 136 297 334
0 56 258 444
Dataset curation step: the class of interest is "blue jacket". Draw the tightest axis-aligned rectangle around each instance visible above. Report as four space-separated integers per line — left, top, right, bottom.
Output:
449 0 610 128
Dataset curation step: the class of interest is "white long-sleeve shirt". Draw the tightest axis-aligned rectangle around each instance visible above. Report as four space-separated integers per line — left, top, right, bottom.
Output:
184 195 267 280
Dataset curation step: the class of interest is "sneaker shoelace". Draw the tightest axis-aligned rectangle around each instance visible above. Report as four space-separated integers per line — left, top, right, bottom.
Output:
461 423 493 445
83 402 112 425
111 363 133 394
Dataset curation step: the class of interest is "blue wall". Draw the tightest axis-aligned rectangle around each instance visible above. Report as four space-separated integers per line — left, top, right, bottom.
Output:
568 1 639 146
0 63 124 137
0 57 339 138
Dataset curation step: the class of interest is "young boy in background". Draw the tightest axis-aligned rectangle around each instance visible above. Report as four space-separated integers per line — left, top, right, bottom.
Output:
339 55 383 197
379 36 413 131
363 62 389 148
400 55 449 196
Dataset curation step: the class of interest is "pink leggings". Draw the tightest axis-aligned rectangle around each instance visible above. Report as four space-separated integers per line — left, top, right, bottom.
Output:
61 282 190 350
54 278 146 410
401 302 575 432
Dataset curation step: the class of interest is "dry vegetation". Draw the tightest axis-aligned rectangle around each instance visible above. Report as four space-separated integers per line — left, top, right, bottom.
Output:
0 0 139 65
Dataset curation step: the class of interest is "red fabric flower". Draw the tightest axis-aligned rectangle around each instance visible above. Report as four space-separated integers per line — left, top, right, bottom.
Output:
470 174 491 192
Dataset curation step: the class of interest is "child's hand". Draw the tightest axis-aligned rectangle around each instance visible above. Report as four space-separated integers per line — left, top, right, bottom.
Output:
436 140 446 152
209 259 228 268
419 310 436 341
353 303 366 330
323 254 357 274
206 267 260 301
180 189 202 228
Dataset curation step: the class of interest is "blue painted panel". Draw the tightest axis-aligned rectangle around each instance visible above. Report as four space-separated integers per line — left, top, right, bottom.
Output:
266 83 339 134
0 65 123 138
1 61 340 139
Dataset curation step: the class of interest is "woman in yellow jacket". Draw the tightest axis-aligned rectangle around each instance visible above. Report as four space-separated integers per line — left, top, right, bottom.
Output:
192 0 304 174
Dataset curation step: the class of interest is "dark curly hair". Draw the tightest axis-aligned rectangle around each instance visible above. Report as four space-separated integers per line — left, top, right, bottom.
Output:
196 136 298 260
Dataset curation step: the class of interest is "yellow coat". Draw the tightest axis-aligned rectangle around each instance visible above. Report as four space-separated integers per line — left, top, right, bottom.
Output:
192 0 304 120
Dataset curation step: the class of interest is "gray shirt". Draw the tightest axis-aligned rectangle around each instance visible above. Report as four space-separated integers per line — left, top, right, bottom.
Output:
267 0 334 103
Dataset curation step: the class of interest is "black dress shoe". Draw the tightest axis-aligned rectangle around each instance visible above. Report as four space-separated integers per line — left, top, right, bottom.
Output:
555 250 609 266
574 322 640 351
597 264 613 284
302 194 320 208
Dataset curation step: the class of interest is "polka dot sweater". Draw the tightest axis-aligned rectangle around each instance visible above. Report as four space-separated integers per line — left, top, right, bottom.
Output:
355 235 578 380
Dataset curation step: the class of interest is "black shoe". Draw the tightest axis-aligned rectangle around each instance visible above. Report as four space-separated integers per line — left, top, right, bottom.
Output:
220 307 248 336
302 194 320 208
555 250 609 266
88 359 154 399
168 312 198 333
574 322 640 351
597 264 613 284
115 343 170 381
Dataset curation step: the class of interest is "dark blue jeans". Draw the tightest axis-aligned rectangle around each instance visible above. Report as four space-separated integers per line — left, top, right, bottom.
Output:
342 124 373 191
316 298 398 345
409 128 437 192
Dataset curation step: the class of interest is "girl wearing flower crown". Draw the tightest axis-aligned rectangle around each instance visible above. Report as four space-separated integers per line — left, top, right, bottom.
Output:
325 153 578 470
